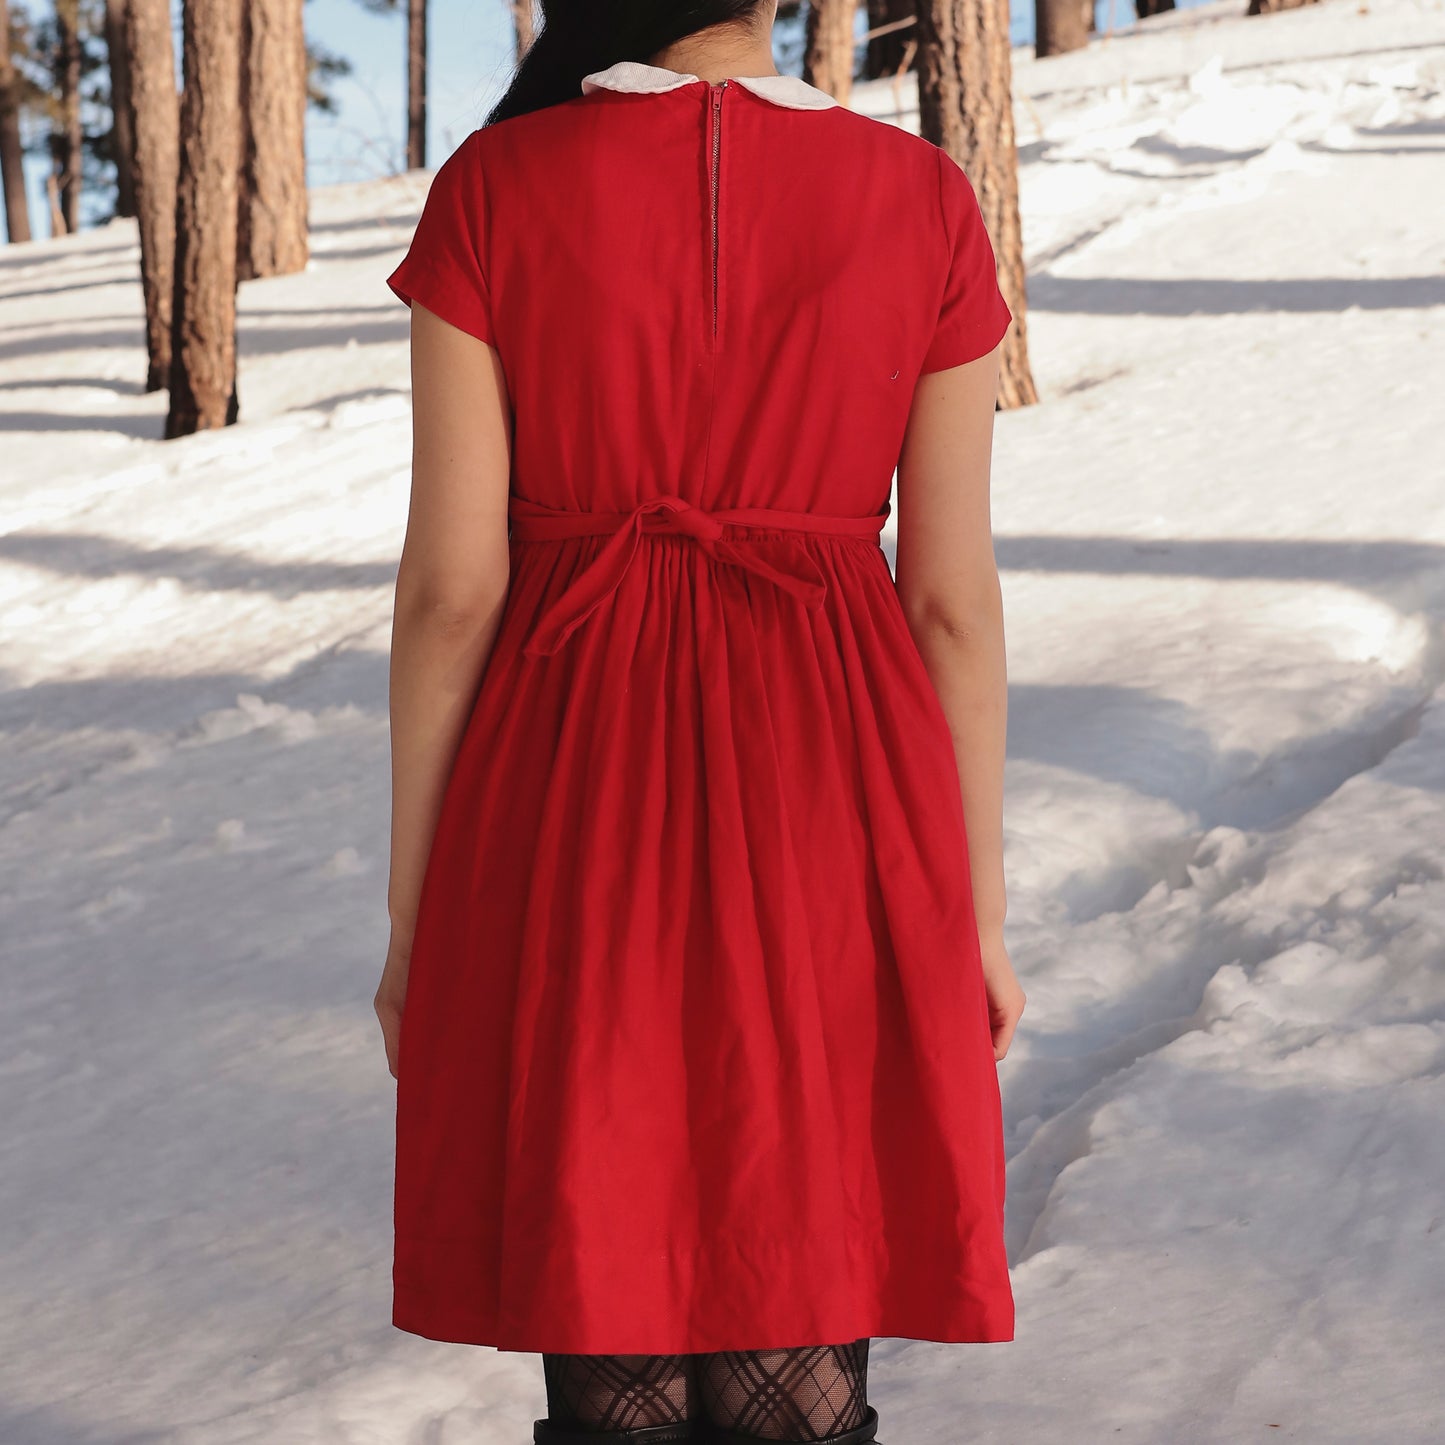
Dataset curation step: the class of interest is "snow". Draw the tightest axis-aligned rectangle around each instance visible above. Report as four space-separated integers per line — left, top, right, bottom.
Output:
3 0 1444 1438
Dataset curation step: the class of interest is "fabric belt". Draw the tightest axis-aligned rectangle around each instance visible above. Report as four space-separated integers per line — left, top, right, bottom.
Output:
509 493 890 657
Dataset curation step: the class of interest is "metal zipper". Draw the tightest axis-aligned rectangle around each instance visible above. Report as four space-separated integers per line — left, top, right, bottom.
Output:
710 79 728 340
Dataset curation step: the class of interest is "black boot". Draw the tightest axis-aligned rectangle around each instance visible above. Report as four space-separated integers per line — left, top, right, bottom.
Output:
704 1403 880 1445
533 1417 704 1444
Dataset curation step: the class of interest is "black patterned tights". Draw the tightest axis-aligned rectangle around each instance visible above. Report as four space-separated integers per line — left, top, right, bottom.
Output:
541 1339 871 1440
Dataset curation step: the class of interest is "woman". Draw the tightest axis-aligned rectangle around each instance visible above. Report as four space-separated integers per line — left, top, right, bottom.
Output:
377 2 1026 1441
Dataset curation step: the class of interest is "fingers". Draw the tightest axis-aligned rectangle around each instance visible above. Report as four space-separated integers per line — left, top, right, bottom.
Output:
991 990 1026 1062
374 994 402 1080
993 1022 1015 1061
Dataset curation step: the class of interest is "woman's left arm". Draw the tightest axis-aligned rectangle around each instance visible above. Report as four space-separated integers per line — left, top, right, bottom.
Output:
375 301 512 1079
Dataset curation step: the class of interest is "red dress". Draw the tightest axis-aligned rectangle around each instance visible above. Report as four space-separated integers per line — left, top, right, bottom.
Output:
384 58 1015 1356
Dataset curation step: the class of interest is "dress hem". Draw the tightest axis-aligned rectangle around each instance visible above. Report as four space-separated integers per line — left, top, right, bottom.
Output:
391 1304 1016 1354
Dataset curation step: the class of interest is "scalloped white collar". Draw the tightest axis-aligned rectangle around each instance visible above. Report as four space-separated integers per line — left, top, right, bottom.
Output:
581 60 839 111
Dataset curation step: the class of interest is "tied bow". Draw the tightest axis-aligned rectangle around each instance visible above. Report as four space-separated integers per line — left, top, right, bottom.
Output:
514 494 839 657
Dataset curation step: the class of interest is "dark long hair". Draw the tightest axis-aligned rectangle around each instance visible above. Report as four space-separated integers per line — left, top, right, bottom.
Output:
484 0 769 127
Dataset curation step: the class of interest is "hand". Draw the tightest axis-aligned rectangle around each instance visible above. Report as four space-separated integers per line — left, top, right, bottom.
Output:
374 927 413 1080
977 930 1025 1062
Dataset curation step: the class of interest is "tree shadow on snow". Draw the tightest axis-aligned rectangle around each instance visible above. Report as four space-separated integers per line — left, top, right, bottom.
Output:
0 529 398 600
993 534 1445 596
1027 272 1445 315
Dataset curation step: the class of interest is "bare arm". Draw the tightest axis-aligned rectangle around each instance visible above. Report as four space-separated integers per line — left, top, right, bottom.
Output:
375 301 513 1078
894 343 1025 1060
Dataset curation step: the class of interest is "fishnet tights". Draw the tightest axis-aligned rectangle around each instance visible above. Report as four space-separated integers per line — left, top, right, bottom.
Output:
541 1352 695 1433
542 1339 871 1440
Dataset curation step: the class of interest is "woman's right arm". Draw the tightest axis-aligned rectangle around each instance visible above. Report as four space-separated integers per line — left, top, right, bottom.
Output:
375 301 512 1080
893 343 1025 1062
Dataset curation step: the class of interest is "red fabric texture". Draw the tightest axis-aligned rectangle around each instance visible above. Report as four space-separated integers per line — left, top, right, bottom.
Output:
384 77 1015 1355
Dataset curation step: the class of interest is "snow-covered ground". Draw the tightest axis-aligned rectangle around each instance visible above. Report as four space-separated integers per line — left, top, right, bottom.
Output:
3 0 1443 1439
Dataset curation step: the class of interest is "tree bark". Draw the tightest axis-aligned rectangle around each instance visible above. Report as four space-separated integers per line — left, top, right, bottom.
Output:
123 0 180 391
0 0 32 243
406 0 425 169
168 0 242 435
237 0 308 281
54 0 83 234
1246 0 1316 14
512 0 535 57
1035 0 1089 58
103 0 137 216
917 0 1037 408
804 0 858 106
864 0 915 80
44 170 65 234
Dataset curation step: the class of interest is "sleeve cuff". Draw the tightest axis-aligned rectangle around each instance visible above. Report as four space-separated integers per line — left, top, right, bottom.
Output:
386 255 496 347
917 291 1013 375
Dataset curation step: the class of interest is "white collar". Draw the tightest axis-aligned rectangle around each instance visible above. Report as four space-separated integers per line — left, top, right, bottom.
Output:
581 59 839 111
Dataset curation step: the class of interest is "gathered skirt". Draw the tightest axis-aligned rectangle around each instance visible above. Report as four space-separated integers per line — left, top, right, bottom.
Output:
392 523 1015 1353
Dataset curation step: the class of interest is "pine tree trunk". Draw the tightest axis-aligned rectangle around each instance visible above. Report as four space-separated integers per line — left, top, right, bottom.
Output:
167 0 242 436
55 0 83 234
804 0 858 105
406 0 426 170
123 0 180 391
1036 0 1089 57
1246 0 1316 14
44 172 66 234
0 0 31 243
917 0 1037 408
864 0 915 80
104 0 137 216
512 0 535 56
237 0 308 282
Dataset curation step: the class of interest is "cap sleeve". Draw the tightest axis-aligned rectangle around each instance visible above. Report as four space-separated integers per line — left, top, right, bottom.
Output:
918 147 1013 374
386 129 495 346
